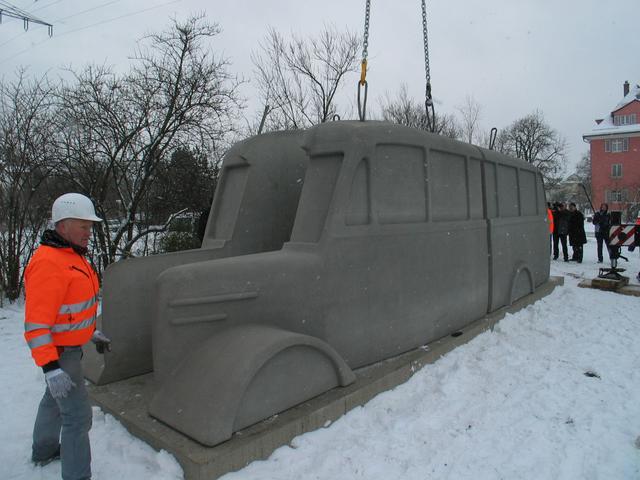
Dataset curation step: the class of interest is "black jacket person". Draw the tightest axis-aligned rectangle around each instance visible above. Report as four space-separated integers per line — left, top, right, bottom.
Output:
592 203 611 263
552 203 570 261
568 203 587 262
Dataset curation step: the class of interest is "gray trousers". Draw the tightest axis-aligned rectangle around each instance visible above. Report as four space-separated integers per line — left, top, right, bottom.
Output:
32 347 92 480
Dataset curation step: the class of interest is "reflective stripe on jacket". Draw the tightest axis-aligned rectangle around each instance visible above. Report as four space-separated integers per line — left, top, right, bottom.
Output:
24 245 99 366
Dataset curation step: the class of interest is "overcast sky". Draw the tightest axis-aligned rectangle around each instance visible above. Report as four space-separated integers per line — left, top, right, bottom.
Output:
0 0 637 172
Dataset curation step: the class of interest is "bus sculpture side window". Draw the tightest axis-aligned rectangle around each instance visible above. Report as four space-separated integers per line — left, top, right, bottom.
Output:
468 158 483 220
483 162 498 219
519 169 538 217
346 159 371 226
290 154 343 243
372 144 426 225
430 149 468 222
497 164 519 218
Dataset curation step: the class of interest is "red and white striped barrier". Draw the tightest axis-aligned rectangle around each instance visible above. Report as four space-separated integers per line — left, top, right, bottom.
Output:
608 224 638 246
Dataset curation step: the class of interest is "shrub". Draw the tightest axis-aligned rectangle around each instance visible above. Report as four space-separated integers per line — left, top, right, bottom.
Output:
159 232 201 253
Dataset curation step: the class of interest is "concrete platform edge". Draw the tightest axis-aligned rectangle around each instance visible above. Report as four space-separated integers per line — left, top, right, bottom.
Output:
578 278 640 297
88 276 564 480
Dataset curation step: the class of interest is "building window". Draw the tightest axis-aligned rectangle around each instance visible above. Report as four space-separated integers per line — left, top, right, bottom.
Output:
607 190 622 202
611 164 623 178
604 137 629 153
613 114 637 126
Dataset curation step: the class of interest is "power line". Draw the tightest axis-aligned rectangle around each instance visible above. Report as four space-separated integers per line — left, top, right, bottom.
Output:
0 0 54 35
56 0 121 23
0 27 26 49
0 0 182 65
30 0 64 14
55 0 180 37
0 0 121 50
0 0 33 17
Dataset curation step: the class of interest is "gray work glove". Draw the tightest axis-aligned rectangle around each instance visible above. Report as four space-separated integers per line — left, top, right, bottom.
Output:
45 368 76 399
91 329 112 354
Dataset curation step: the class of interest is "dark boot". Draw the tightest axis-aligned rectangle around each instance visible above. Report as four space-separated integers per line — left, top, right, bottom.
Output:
32 445 60 467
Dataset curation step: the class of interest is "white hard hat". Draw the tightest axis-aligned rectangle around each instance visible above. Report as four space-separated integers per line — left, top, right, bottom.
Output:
52 193 103 223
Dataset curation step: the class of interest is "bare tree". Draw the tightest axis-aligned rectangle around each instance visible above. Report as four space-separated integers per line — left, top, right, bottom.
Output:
0 70 58 301
497 110 567 187
574 150 591 196
456 94 482 144
56 15 243 269
381 84 461 138
252 25 360 131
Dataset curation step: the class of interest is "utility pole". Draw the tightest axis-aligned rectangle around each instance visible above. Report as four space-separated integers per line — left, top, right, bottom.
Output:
0 1 54 36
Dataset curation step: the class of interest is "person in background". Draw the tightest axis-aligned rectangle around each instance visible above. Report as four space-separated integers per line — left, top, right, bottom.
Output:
552 203 560 258
24 193 111 480
631 215 640 282
568 203 587 263
547 202 554 255
592 203 611 263
553 202 570 261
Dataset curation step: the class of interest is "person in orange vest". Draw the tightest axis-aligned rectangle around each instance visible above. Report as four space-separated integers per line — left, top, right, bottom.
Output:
546 203 554 254
24 193 111 480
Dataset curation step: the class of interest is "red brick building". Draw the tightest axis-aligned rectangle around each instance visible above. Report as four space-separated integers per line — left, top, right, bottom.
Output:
583 81 640 221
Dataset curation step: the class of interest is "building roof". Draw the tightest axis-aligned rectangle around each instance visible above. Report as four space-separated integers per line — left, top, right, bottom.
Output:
583 83 640 139
614 83 640 110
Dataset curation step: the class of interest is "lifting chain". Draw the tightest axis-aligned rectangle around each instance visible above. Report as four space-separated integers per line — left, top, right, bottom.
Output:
357 0 371 121
421 0 435 132
361 0 371 68
357 0 435 128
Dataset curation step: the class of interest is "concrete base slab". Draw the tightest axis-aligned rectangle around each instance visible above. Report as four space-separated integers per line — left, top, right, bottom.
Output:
579 278 640 297
591 276 629 290
87 276 564 480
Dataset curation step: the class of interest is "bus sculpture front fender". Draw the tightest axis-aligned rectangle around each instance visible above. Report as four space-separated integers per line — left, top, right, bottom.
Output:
148 324 355 446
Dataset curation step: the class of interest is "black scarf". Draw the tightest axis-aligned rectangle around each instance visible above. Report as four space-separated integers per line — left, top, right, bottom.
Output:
41 229 88 256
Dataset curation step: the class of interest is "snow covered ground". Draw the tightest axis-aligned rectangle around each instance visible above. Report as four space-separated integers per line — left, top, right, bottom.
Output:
1 237 639 480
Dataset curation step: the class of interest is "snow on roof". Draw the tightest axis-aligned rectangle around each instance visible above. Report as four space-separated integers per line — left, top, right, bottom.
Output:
614 83 640 110
584 122 640 138
583 83 640 138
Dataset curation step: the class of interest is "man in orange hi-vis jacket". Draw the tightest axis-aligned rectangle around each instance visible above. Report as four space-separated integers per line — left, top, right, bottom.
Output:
24 193 111 480
547 203 554 254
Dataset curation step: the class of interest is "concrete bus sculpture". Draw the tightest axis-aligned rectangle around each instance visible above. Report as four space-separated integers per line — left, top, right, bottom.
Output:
83 121 550 446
